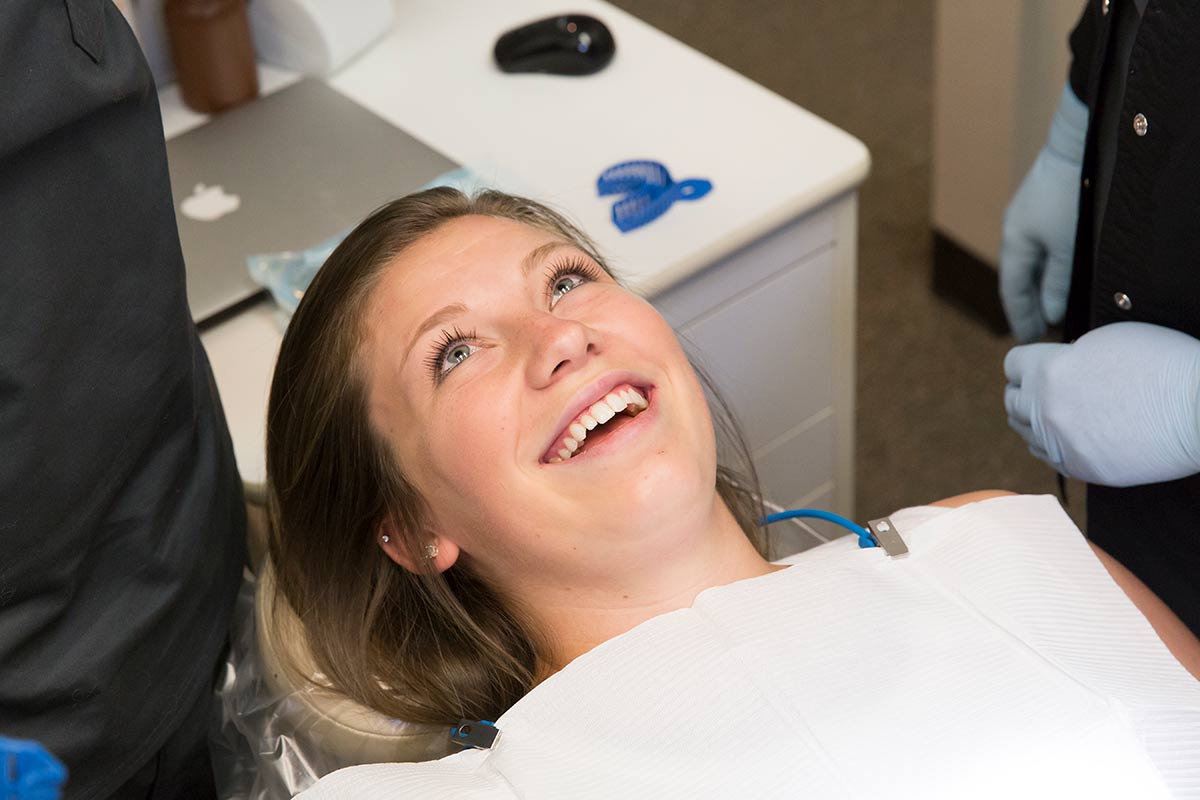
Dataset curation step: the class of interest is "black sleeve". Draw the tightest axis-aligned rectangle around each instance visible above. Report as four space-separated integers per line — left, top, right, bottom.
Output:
1068 0 1099 102
0 1 244 796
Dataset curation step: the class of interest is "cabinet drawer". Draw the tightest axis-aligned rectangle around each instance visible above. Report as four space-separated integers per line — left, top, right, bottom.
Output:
753 412 834 510
650 207 834 329
676 249 833 452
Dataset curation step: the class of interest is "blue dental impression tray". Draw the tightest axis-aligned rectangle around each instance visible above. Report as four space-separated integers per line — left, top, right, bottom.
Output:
597 160 712 233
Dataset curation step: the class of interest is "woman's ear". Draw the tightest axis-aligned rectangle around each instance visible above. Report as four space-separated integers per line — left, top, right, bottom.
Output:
377 519 460 573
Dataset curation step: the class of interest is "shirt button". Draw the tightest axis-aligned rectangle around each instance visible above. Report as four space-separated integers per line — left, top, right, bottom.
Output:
1133 113 1149 136
1082 177 1091 189
1113 292 1133 311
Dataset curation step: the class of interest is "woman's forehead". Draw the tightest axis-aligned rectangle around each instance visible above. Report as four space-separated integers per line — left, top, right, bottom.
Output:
396 215 561 278
367 216 566 340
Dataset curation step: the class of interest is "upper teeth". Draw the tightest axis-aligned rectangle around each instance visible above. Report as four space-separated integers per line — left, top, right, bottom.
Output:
547 385 649 463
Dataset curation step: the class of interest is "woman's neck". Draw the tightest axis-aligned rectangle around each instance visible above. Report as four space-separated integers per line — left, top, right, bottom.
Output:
531 498 780 680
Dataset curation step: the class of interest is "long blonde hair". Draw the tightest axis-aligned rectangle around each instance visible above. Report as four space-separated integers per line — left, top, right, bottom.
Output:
265 188 767 724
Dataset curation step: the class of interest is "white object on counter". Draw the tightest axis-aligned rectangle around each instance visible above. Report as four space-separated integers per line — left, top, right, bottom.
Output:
249 0 394 76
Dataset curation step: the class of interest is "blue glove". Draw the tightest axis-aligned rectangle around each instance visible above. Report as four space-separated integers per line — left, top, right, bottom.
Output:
1004 322 1200 487
0 737 67 800
999 84 1089 342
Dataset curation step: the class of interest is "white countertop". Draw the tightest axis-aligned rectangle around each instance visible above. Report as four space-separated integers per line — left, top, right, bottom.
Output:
175 0 869 488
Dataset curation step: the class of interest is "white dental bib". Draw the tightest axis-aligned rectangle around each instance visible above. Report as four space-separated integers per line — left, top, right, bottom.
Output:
301 495 1200 799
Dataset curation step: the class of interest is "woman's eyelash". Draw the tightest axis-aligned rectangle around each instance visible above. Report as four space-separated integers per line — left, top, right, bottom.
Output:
543 257 604 304
424 326 477 384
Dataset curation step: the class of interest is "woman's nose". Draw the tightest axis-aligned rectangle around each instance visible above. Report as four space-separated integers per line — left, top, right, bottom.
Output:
523 312 601 388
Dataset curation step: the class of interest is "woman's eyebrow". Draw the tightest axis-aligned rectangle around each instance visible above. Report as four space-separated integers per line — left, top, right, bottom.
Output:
521 241 572 275
404 302 467 365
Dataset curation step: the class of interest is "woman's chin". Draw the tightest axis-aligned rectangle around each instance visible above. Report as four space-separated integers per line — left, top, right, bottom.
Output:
609 453 718 528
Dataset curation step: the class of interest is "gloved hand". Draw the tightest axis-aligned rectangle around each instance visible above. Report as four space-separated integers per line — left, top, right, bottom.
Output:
999 84 1089 342
1004 322 1200 487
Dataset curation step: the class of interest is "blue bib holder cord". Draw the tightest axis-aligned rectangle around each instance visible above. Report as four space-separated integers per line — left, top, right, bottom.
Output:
0 737 67 800
597 160 712 233
761 509 909 558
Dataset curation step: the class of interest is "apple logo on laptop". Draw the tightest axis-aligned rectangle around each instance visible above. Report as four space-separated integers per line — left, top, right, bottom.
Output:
181 183 241 222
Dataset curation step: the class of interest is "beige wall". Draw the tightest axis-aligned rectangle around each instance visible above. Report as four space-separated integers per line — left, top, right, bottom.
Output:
932 0 1081 265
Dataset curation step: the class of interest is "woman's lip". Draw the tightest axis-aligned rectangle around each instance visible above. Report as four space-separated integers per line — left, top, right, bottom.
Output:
543 387 658 466
540 371 655 462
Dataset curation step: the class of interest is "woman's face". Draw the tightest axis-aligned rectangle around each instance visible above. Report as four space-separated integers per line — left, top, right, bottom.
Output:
363 215 723 592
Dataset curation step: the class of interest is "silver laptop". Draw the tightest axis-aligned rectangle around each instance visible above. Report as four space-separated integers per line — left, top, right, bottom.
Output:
166 79 459 325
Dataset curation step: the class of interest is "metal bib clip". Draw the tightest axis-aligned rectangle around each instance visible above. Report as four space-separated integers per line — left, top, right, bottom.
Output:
867 517 909 558
450 719 501 750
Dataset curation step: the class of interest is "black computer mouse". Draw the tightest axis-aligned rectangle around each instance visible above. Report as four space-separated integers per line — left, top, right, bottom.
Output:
494 14 616 76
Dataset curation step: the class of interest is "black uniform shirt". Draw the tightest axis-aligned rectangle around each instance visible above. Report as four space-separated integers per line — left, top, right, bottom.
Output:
1068 0 1200 340
0 2 245 797
1064 0 1200 636
1090 0 1144 258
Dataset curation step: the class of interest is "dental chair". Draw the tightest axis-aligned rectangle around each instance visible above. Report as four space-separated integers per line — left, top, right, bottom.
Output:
212 499 452 799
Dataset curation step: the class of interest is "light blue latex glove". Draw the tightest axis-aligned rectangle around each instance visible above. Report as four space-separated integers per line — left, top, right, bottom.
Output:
999 84 1089 342
1004 322 1200 487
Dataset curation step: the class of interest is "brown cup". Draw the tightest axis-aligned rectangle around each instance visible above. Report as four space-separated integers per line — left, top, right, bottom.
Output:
165 0 260 113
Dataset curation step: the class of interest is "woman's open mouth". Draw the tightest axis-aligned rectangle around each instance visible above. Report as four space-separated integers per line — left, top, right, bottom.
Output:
542 383 653 464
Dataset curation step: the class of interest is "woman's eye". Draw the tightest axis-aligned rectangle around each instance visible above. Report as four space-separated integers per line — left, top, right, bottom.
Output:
551 274 586 303
544 257 603 307
425 327 480 384
443 343 474 370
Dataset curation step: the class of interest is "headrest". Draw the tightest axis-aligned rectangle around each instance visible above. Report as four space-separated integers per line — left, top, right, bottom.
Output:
254 561 453 764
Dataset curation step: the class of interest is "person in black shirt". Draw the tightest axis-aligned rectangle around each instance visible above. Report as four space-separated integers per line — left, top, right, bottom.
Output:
0 2 245 797
1000 0 1200 636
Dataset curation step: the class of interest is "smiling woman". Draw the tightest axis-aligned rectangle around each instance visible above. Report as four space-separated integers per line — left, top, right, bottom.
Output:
265 187 770 728
268 189 1200 799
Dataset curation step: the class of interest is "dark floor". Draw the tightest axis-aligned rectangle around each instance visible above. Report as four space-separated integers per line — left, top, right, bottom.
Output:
608 0 1086 525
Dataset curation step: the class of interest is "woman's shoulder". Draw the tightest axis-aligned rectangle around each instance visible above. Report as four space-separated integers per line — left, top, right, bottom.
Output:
927 489 1016 508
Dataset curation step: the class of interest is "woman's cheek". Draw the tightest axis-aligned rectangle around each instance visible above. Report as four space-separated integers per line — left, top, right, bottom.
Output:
436 404 495 472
